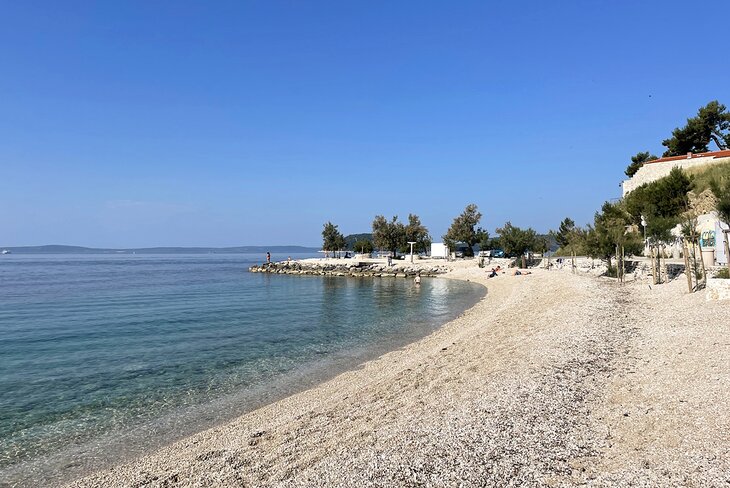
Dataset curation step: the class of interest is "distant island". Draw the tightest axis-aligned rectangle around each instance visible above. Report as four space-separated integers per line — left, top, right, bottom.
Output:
0 245 320 254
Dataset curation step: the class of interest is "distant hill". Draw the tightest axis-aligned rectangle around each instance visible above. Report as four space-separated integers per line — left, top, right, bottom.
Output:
344 233 373 250
0 245 320 254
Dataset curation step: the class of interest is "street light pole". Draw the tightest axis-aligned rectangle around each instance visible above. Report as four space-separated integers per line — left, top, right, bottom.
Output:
408 241 416 263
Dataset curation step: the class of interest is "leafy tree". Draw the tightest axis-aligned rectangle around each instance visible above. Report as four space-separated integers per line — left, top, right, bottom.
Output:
625 151 658 177
477 228 490 251
496 222 539 259
551 218 589 258
554 217 576 248
486 236 502 250
644 213 679 284
645 215 676 244
443 204 483 257
372 215 406 256
402 214 432 254
622 168 691 283
566 226 589 256
710 177 730 228
352 239 374 254
584 224 612 263
321 222 346 254
680 212 704 287
623 167 693 224
529 234 550 254
662 100 730 156
584 202 642 274
710 177 730 273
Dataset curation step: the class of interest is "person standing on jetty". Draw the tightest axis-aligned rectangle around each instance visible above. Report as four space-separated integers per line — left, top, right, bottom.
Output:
266 251 271 263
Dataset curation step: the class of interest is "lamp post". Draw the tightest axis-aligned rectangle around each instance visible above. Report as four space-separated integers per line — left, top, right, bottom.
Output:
408 241 416 263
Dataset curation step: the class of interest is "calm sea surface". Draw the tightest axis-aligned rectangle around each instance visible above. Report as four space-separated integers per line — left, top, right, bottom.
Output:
0 253 484 486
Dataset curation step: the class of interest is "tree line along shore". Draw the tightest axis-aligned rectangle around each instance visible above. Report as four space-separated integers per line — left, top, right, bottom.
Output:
62 102 730 488
315 100 730 294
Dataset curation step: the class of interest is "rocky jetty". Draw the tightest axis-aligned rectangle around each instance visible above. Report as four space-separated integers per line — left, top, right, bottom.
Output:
248 261 449 278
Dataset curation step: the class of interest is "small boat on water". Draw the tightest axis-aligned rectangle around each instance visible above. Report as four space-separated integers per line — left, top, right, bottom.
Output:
1 250 11 254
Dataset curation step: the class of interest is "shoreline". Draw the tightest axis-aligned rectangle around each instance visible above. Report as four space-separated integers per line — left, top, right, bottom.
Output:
3 260 487 488
63 261 730 486
61 260 524 486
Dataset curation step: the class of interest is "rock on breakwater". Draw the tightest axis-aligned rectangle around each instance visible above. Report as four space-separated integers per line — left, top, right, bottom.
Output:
248 261 449 278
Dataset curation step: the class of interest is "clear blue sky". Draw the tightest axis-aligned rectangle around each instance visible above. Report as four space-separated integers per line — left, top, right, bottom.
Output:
2 1 729 247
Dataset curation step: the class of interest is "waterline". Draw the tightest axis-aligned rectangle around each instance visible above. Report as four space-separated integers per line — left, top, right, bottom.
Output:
0 255 484 486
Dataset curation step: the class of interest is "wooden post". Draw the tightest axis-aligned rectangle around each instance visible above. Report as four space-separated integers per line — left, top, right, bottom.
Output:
650 246 654 285
617 244 623 283
697 236 707 287
683 241 693 293
690 240 698 290
724 229 730 275
621 245 625 283
659 244 669 284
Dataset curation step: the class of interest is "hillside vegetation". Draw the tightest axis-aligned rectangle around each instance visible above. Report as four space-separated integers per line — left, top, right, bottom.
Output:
685 159 730 194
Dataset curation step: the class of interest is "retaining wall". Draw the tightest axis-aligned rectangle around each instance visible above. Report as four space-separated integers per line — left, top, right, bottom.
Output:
622 155 730 196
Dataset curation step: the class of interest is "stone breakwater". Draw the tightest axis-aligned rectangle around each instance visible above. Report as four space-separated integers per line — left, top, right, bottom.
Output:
248 261 449 278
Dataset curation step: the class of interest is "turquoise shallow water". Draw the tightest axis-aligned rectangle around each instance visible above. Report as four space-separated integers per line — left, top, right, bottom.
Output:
0 254 484 486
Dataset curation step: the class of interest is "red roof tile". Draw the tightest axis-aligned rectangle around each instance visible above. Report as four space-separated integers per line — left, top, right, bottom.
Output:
644 149 730 165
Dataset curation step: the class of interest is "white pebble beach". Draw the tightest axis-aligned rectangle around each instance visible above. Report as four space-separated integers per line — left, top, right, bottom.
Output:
67 260 730 487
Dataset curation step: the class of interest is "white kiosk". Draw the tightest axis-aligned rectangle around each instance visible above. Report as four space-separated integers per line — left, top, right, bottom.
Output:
430 243 449 259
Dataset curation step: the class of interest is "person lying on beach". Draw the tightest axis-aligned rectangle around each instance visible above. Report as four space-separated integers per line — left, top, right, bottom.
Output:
488 268 498 278
513 269 532 276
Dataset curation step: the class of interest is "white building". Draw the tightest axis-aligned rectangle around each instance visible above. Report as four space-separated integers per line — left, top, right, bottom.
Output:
430 243 449 259
622 149 730 196
621 149 730 265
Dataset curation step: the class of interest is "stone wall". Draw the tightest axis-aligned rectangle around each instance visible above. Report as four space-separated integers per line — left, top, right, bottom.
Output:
622 155 730 196
249 261 449 278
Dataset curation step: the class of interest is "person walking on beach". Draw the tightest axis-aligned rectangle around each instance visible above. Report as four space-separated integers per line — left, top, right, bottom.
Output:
266 251 271 263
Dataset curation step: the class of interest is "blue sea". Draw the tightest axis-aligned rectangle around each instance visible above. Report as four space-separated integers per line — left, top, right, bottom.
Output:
0 253 484 486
